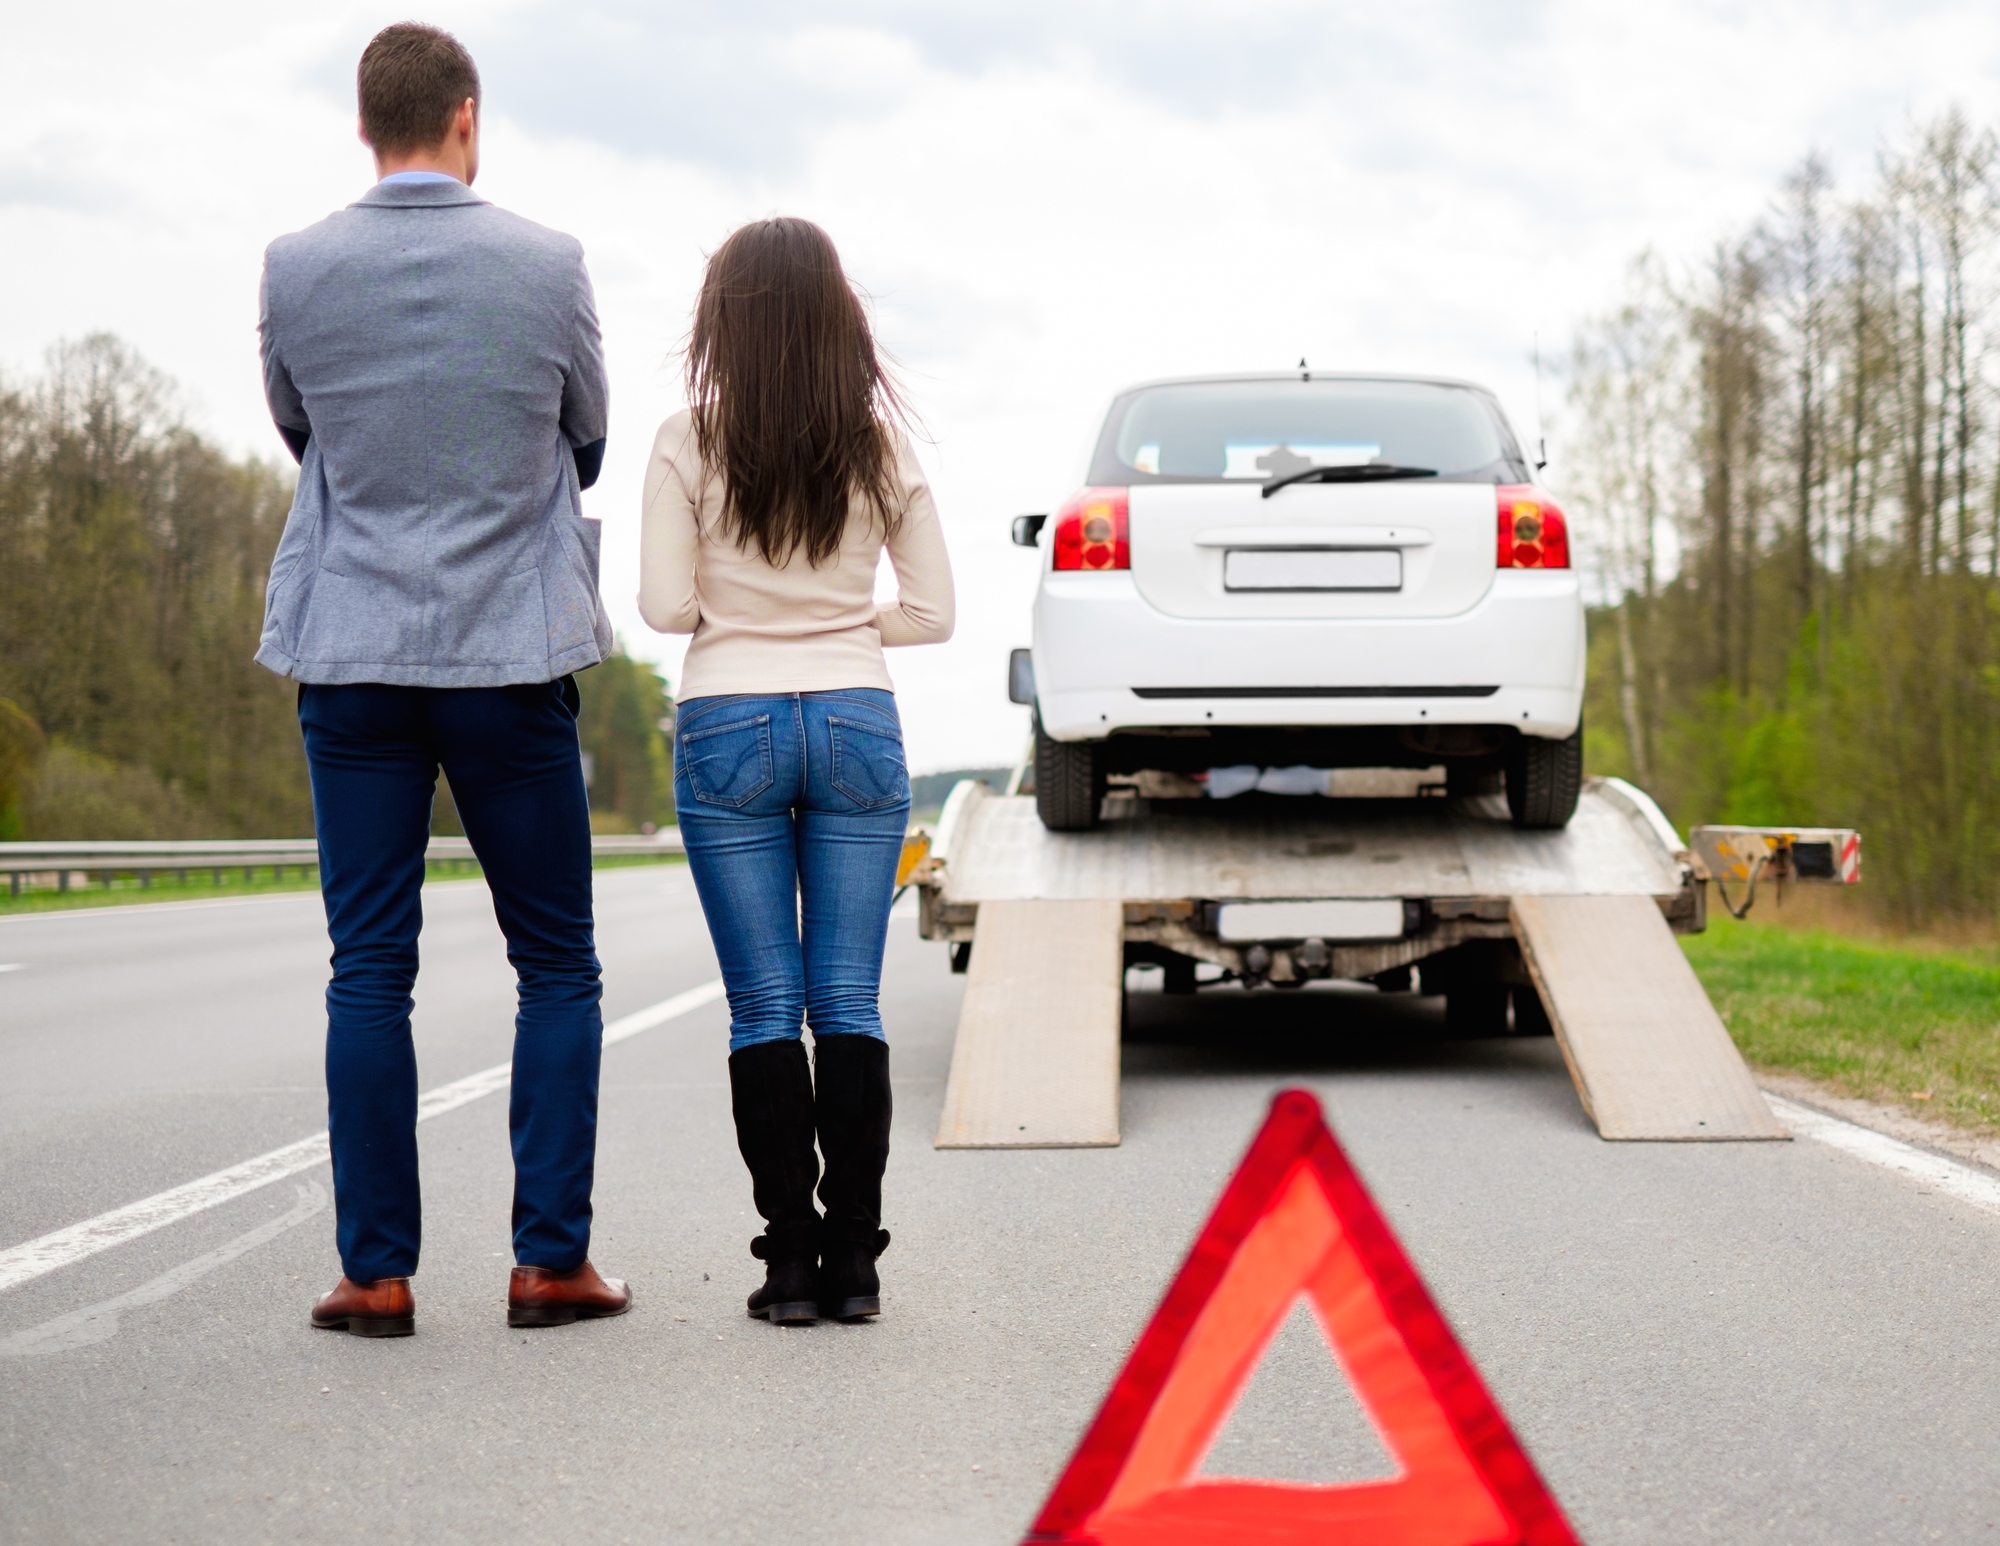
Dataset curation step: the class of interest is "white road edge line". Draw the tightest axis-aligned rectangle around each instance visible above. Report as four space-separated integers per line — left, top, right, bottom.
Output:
0 978 727 1296
1765 1092 2000 1217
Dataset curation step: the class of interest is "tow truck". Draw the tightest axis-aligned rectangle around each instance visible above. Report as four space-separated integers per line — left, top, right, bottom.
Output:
905 772 1858 1150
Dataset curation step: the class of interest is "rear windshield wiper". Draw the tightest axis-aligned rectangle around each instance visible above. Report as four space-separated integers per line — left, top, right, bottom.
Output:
1261 462 1437 499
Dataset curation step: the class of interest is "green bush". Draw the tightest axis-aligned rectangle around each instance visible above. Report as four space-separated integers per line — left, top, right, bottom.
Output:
21 743 207 840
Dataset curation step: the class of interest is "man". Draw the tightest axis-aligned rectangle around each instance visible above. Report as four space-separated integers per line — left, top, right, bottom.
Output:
258 22 629 1336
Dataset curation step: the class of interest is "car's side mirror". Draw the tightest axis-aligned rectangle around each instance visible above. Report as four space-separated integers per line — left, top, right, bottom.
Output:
1011 513 1048 547
1007 648 1035 705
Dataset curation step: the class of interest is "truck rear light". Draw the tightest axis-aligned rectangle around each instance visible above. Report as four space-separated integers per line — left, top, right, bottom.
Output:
1051 487 1130 571
1496 485 1569 569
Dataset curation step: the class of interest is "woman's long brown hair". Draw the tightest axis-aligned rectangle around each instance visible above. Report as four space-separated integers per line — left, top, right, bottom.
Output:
686 218 905 567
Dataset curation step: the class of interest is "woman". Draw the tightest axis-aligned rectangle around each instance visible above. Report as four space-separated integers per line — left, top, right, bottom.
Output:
638 218 954 1326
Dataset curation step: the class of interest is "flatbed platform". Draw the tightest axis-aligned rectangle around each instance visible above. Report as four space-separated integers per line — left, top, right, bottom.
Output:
919 778 1700 984
917 777 1783 1147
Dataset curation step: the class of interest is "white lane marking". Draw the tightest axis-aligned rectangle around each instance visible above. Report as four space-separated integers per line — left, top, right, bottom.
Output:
604 978 727 1047
410 978 727 1126
0 1135 336 1298
1766 1093 2000 1217
0 1183 328 1357
0 963 21 972
0 979 728 1296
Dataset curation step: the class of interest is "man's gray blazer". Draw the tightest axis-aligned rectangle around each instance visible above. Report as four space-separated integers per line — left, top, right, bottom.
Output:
255 179 613 688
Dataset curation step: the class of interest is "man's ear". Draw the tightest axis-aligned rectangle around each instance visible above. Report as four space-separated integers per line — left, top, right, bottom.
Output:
459 98 481 185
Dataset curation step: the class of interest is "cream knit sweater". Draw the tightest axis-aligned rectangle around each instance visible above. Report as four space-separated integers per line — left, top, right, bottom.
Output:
637 410 955 700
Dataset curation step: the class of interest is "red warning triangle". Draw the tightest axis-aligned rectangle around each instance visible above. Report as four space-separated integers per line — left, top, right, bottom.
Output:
1024 1089 1579 1546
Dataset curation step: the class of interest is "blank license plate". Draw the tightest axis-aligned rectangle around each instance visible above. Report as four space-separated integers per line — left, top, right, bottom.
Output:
1215 899 1405 941
1225 548 1402 591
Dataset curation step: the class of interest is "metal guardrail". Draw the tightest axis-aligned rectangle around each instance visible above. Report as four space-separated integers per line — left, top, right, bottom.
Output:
0 832 684 895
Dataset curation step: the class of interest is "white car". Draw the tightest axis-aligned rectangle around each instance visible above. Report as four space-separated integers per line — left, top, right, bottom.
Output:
1010 371 1585 831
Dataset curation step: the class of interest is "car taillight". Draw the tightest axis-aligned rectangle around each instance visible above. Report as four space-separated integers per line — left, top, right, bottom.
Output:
1051 487 1130 571
1496 485 1569 569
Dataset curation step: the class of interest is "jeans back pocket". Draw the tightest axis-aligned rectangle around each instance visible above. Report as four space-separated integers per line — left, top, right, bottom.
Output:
679 714 776 808
827 715 909 810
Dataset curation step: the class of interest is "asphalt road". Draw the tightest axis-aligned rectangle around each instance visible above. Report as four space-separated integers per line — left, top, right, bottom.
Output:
1 866 1996 1544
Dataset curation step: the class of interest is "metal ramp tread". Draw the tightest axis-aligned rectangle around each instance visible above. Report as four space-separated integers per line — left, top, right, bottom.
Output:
1512 894 1788 1141
934 898 1123 1149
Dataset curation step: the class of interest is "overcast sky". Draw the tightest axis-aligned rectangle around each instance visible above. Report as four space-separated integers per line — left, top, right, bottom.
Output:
6 0 2000 772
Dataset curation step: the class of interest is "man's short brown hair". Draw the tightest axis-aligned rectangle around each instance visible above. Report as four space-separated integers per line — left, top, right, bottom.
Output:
357 23 480 155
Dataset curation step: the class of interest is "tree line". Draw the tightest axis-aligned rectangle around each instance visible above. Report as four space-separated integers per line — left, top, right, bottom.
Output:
15 125 1998 926
1567 109 2000 925
0 335 673 842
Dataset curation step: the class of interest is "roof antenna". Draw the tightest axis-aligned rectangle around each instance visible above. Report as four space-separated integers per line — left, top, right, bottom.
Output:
1532 333 1548 471
1299 356 1310 382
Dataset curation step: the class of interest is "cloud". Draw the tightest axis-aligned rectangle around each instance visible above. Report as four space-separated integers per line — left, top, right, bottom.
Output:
8 0 2000 770
466 0 1558 178
0 136 127 216
473 7 928 175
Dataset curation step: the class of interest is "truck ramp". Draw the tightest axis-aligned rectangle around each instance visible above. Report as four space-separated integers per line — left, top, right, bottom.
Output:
919 778 1778 1145
1512 895 1787 1140
934 898 1124 1148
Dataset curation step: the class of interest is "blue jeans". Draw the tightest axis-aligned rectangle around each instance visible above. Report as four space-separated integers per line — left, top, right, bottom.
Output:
299 679 603 1282
674 691 910 1052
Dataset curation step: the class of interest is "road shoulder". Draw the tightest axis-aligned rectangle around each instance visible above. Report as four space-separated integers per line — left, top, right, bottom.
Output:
1758 1068 2000 1176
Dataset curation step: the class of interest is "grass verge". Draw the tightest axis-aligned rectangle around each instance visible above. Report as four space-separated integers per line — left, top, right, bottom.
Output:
1683 909 2000 1137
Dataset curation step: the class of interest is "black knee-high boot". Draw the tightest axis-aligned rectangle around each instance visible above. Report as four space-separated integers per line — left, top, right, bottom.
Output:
728 1039 822 1325
812 1033 892 1321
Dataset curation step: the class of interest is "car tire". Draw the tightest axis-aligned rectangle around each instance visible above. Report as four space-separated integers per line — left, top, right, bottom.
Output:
1504 723 1582 829
1034 719 1106 831
1445 981 1510 1037
1510 983 1553 1036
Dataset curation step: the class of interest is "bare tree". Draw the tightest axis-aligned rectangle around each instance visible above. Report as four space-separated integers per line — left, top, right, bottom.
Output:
1563 109 2000 922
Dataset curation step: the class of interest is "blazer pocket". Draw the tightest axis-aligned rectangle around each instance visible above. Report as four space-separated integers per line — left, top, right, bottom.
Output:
828 716 909 810
439 566 549 666
297 567 425 665
679 714 775 808
538 517 601 657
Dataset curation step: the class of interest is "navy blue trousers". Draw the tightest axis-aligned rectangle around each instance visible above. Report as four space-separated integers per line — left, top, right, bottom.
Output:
300 679 603 1283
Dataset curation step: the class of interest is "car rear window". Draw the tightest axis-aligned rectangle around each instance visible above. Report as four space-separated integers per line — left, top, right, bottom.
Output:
1088 378 1523 484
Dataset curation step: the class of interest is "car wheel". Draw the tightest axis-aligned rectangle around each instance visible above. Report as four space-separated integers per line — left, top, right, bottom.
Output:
1504 723 1582 829
1510 983 1554 1036
1370 964 1414 993
1034 718 1106 831
1445 981 1510 1036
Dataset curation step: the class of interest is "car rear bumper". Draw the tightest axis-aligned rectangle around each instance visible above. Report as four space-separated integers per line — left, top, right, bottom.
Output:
1032 570 1584 741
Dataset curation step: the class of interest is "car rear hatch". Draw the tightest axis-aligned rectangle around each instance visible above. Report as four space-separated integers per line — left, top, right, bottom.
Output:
1128 480 1495 620
1091 375 1520 621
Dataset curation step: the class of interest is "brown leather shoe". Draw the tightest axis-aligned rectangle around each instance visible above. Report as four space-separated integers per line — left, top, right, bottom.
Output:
310 1276 414 1338
508 1261 632 1328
